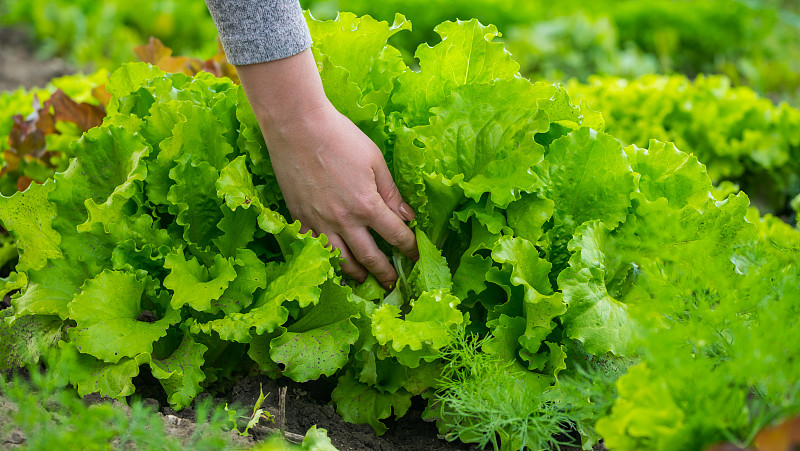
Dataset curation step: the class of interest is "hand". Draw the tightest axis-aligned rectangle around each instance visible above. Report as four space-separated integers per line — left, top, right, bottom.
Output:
265 101 418 287
236 50 418 288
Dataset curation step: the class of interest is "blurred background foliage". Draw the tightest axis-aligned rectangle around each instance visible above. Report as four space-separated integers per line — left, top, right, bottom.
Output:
0 0 220 68
1 1 800 449
304 0 800 102
2 0 799 102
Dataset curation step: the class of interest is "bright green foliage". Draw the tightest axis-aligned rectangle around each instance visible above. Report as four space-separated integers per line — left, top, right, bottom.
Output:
428 329 597 450
0 183 60 273
0 60 365 413
0 0 218 68
0 11 798 451
594 212 800 450
568 74 800 214
68 270 179 363
372 289 464 367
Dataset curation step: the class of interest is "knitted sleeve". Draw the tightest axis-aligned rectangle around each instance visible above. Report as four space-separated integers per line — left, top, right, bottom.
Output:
204 0 312 65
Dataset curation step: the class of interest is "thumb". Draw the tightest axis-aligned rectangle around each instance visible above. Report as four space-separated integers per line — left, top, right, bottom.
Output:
373 160 415 222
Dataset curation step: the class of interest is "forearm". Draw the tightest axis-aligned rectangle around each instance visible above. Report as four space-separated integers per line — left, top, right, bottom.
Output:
204 0 311 65
235 49 332 145
203 0 418 287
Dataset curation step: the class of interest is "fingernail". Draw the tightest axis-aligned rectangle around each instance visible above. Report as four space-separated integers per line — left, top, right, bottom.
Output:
399 203 415 222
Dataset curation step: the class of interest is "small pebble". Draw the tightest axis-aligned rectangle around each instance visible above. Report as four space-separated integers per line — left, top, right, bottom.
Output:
5 430 25 445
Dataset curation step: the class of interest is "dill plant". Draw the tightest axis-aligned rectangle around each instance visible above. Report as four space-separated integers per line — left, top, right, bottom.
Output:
429 330 573 450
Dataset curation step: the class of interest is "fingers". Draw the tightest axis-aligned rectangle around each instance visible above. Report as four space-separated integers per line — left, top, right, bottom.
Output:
370 203 419 262
342 228 398 289
324 233 369 283
373 160 416 222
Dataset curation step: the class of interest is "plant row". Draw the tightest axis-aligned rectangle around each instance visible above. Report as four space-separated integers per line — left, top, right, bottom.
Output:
568 74 800 216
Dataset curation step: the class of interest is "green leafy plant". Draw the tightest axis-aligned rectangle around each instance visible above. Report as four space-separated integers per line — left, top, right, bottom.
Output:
0 70 108 153
0 362 234 450
427 329 579 450
303 0 800 99
568 74 800 215
0 71 109 300
595 212 800 450
224 384 274 436
0 11 798 451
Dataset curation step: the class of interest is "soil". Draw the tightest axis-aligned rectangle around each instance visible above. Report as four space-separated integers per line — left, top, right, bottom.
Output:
0 27 75 92
155 372 485 451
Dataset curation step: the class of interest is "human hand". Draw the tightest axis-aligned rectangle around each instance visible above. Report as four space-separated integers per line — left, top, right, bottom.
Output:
263 101 418 288
236 50 418 288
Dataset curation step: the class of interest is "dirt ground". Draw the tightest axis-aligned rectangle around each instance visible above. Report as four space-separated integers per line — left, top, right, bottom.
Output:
0 28 75 91
152 372 484 451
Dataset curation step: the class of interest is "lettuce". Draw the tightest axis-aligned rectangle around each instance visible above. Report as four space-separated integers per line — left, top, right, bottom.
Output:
568 74 800 214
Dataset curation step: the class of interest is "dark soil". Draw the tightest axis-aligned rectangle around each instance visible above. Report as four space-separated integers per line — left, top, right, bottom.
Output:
0 27 75 91
128 366 481 451
210 374 479 451
145 370 592 451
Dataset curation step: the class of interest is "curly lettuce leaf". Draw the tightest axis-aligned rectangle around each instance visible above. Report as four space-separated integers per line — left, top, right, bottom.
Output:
0 182 61 272
13 257 92 319
394 78 553 243
68 270 179 363
331 370 412 435
392 19 519 125
372 289 464 368
163 249 238 312
0 309 63 370
149 334 208 410
59 341 151 400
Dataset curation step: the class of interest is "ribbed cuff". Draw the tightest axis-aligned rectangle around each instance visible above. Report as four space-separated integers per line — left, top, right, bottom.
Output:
205 0 312 65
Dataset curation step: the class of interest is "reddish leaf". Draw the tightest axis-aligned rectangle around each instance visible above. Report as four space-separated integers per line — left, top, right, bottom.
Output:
135 36 239 84
135 37 192 74
187 58 206 75
8 113 48 159
15 175 34 192
36 105 57 135
92 85 112 106
134 36 174 64
0 151 20 177
49 89 105 132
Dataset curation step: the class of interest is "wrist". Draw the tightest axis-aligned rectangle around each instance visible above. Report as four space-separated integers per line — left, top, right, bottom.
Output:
236 48 333 140
257 97 334 142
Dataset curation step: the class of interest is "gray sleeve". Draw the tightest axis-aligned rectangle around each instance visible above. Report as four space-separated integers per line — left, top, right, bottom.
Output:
204 0 312 66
